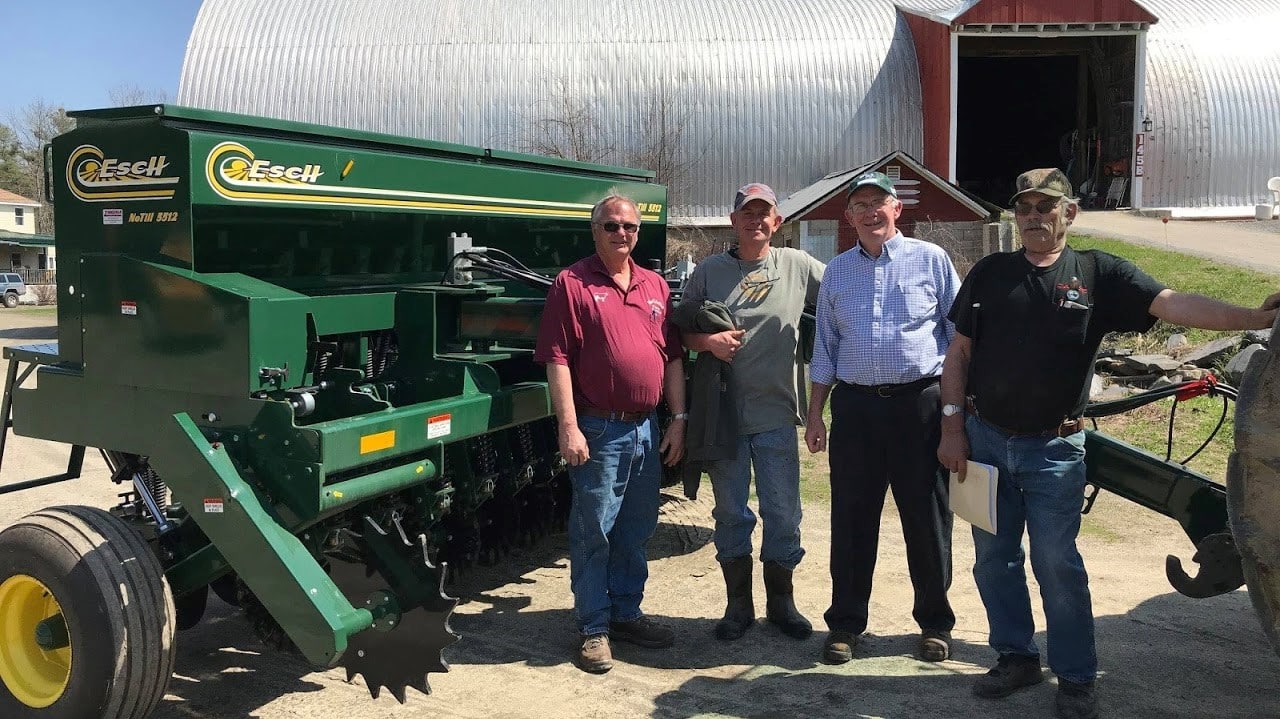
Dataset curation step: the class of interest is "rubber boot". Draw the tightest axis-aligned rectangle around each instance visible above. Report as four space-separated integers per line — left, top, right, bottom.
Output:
762 561 812 639
715 556 755 640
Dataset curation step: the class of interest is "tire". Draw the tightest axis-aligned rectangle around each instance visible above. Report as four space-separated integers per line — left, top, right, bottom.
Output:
3 293 17 309
0 506 177 718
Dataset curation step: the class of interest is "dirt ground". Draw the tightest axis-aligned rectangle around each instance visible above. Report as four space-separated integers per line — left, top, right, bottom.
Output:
2 307 1278 719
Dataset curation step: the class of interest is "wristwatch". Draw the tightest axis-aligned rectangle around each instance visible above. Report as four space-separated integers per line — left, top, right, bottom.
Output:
941 403 963 417
671 412 689 421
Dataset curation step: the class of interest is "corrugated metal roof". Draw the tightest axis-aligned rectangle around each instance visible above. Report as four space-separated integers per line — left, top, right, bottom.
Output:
178 0 1280 216
893 0 982 24
178 0 923 222
1138 0 1280 209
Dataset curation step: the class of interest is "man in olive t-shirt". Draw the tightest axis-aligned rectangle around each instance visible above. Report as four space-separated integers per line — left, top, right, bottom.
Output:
679 182 824 642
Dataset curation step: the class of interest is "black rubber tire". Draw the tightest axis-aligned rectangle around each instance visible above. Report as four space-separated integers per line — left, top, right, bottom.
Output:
0 506 177 719
2 293 17 309
174 585 208 631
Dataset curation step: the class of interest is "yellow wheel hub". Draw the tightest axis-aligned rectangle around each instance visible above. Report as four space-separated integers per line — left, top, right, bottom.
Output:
0 574 72 708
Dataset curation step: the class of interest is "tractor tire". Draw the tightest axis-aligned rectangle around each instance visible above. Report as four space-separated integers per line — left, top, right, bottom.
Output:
1228 318 1280 657
3 293 18 309
0 506 177 718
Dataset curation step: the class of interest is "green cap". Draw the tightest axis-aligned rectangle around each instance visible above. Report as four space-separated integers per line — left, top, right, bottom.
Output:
1010 168 1073 205
847 171 897 198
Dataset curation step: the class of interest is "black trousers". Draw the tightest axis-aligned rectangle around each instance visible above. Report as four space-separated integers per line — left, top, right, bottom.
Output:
823 380 955 635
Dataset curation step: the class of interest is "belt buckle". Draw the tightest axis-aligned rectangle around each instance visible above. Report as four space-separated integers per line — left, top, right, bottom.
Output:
876 385 893 398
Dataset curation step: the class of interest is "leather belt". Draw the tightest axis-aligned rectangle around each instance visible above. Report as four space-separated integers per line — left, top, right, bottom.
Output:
578 406 652 422
843 376 939 398
965 398 1083 438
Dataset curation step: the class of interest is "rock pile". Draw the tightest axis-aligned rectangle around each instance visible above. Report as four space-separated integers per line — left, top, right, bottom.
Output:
1091 329 1271 400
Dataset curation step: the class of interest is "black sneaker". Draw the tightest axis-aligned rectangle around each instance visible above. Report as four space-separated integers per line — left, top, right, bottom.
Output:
610 615 675 648
1056 679 1099 719
973 653 1044 698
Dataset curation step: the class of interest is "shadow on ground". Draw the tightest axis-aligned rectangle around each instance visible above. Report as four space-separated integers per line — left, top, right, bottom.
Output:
647 589 1280 719
0 324 56 340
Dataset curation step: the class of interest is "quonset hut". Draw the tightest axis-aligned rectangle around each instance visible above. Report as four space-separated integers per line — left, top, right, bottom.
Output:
178 0 1280 221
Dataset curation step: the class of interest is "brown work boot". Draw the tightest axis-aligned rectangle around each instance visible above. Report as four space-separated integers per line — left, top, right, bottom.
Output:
610 615 675 648
973 653 1044 698
822 630 858 664
1055 679 1099 719
576 634 612 673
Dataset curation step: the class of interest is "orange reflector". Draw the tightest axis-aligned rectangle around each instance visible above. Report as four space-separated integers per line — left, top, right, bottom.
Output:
359 430 396 454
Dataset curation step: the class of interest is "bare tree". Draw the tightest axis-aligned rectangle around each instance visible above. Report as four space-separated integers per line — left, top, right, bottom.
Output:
625 84 704 216
107 84 170 107
3 100 76 233
523 80 615 164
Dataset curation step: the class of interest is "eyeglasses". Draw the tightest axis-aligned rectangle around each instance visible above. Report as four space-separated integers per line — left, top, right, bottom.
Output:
847 196 894 214
595 221 640 233
1013 198 1063 215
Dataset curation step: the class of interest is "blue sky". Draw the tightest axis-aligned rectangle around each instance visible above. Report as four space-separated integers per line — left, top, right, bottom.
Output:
0 1 203 121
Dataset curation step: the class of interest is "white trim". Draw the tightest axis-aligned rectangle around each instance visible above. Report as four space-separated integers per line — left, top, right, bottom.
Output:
1131 30 1149 209
954 23 1148 36
949 32 958 182
890 152 990 216
953 28 1145 38
0 200 41 209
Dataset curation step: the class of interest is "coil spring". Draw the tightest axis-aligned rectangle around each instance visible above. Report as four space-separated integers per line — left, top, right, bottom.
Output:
142 465 167 509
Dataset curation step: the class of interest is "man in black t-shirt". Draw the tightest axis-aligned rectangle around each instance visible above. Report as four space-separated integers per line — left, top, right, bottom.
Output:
937 168 1280 719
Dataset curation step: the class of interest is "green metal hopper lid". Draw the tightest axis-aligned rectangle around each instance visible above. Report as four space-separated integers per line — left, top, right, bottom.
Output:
68 104 657 181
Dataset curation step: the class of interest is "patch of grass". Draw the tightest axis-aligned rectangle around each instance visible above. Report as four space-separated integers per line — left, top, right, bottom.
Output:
1079 515 1123 543
797 404 831 505
10 306 56 316
1069 235 1280 348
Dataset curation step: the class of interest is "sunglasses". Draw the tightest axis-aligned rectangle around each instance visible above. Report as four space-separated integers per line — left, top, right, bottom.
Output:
1013 198 1062 215
595 221 640 233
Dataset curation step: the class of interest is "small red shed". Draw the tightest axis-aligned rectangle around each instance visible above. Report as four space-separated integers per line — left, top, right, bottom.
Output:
778 150 998 256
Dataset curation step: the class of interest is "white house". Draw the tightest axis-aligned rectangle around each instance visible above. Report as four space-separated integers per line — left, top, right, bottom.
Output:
0 188 56 283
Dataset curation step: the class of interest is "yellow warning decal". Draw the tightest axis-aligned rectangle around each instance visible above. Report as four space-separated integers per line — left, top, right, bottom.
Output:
359 429 396 454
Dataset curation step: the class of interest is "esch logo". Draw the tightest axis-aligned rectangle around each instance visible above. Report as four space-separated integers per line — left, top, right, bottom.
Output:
207 141 324 197
66 144 179 202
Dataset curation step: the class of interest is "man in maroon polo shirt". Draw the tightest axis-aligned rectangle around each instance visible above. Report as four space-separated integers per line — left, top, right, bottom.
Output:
535 194 687 674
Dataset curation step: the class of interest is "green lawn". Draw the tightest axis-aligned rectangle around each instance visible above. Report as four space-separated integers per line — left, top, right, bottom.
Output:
796 235 1278 506
8 305 57 316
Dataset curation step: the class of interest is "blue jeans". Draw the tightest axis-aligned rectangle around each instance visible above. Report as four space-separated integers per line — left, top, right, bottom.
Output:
567 413 662 637
707 424 805 569
966 414 1096 684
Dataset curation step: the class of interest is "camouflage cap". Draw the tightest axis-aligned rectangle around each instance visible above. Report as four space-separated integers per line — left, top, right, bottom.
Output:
847 171 897 198
1010 168 1074 205
732 182 778 211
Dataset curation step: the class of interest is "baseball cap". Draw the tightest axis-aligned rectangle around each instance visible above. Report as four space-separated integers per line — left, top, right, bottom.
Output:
1010 168 1073 205
846 171 897 197
733 183 778 211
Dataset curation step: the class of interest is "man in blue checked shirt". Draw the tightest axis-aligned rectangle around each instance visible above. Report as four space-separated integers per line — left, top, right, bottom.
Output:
804 171 961 666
